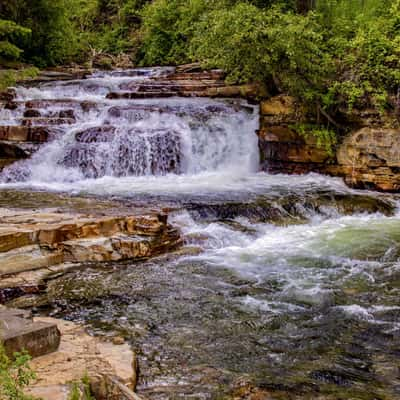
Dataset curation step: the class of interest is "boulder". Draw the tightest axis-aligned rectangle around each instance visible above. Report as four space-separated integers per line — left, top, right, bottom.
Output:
0 310 60 358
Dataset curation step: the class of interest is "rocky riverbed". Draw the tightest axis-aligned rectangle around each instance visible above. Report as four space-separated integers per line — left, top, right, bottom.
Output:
0 67 399 400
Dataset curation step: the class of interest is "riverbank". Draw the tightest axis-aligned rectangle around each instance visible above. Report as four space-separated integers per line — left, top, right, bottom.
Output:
258 95 400 192
0 306 142 400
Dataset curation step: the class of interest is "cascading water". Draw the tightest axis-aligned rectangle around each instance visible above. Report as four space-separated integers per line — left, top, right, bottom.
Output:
0 68 259 189
1 69 399 399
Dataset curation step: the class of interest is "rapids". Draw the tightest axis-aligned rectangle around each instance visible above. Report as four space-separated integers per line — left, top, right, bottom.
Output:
1 69 399 399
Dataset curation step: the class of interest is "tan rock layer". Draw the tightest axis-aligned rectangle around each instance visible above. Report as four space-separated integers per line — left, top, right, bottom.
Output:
0 210 182 276
25 317 144 400
0 126 49 142
259 96 400 192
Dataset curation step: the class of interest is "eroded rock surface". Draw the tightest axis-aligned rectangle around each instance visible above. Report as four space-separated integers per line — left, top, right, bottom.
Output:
0 208 180 277
23 317 142 400
336 127 400 191
0 205 181 308
258 95 400 191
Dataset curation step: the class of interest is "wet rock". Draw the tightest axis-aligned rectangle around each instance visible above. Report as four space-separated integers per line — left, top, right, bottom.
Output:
58 109 75 119
23 109 41 118
0 125 50 142
0 89 16 102
106 91 177 99
0 142 30 159
24 99 99 112
4 101 18 110
75 126 116 142
185 192 395 224
20 117 75 126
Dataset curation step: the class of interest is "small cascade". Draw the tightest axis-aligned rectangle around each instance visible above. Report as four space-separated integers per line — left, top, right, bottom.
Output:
0 68 259 184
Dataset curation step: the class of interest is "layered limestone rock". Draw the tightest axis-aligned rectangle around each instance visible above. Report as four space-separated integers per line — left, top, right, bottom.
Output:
258 95 400 191
336 128 400 191
0 209 181 277
107 68 264 100
258 95 332 173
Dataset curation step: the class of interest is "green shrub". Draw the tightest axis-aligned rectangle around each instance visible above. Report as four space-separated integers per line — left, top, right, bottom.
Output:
0 19 31 60
67 373 95 400
0 67 39 91
0 343 38 400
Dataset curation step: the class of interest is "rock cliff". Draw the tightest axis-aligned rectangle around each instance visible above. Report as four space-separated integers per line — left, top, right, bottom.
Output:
258 95 400 192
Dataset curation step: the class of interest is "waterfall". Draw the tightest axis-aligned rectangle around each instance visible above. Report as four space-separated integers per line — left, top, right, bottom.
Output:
0 69 259 185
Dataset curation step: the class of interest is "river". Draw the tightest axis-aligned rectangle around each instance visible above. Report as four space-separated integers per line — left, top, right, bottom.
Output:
0 69 399 399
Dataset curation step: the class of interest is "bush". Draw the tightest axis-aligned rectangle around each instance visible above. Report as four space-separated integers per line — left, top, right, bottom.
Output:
0 67 39 91
0 19 31 61
0 343 37 400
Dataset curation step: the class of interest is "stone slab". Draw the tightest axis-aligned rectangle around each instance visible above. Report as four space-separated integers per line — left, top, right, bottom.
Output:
0 312 60 358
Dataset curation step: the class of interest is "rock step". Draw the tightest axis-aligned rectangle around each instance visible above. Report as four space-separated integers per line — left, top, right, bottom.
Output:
19 117 75 126
0 89 17 102
0 141 39 171
0 228 181 276
106 91 177 99
0 210 181 276
0 126 50 142
120 81 225 92
20 69 92 86
24 99 100 111
0 210 168 253
159 71 225 81
0 310 60 358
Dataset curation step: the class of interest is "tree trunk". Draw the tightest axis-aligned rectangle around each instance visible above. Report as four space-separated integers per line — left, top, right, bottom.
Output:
297 0 315 14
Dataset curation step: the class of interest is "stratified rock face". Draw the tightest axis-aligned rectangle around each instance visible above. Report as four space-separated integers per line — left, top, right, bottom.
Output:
0 308 60 358
336 128 400 191
21 316 143 400
258 95 333 174
0 209 181 277
258 95 400 192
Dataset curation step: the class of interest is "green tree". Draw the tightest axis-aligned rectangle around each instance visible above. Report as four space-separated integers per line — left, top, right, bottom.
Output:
0 19 30 60
0 0 78 66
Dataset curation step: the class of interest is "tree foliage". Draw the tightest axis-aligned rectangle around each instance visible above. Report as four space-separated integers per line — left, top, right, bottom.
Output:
0 0 399 128
0 19 30 60
0 343 37 400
